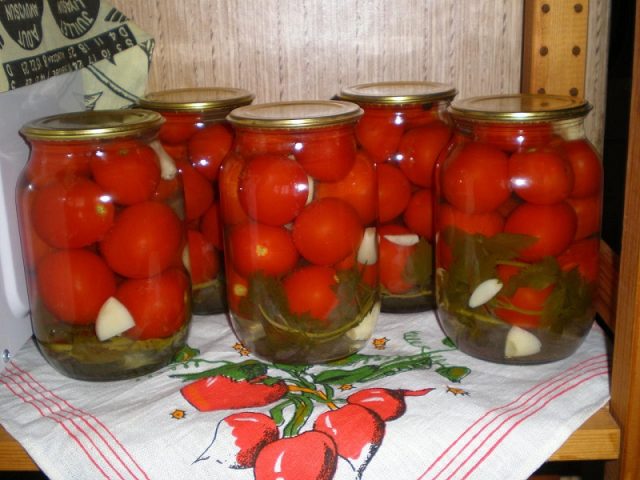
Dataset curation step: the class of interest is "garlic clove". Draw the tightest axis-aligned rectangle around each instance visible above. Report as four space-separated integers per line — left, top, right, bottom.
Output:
357 227 377 265
468 278 503 308
150 140 178 180
504 326 542 358
95 297 135 341
346 301 381 341
383 233 420 247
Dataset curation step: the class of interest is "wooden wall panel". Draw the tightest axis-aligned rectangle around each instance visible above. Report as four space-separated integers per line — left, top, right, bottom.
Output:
112 0 608 150
112 1 522 99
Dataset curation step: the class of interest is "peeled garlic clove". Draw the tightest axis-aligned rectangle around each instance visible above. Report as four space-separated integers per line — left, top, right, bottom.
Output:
504 326 542 358
306 175 315 205
95 297 136 341
357 227 377 265
468 278 503 308
182 244 191 274
347 301 381 341
150 140 178 180
383 233 420 247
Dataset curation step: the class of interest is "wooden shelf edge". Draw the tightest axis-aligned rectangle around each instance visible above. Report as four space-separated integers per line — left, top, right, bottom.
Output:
548 405 621 462
0 425 38 471
0 406 621 471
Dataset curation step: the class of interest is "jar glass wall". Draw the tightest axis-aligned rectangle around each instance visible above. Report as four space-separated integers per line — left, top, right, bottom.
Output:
223 100 380 364
338 81 457 313
435 94 602 364
18 110 192 380
138 87 254 315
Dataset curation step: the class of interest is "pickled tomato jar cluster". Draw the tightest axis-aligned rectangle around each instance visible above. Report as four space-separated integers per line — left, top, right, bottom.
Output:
222 101 380 364
17 110 192 380
434 94 602 364
138 87 254 314
338 81 457 313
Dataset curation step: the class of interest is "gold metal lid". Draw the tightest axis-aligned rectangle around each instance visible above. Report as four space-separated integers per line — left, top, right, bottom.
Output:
338 81 458 105
20 109 165 141
138 87 255 113
449 94 592 122
227 100 363 129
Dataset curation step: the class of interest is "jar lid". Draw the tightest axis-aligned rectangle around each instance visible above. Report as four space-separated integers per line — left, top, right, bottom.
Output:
227 100 363 129
338 81 458 105
20 109 165 141
449 94 592 122
138 87 255 113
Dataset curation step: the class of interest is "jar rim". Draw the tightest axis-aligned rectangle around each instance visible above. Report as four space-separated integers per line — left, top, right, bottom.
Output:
138 87 255 113
449 94 592 122
20 109 165 141
227 100 363 129
338 81 458 105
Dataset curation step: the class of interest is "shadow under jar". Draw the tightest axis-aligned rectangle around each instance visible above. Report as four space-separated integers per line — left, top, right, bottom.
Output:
223 100 380 364
138 87 254 315
18 110 192 380
435 94 602 364
338 81 457 313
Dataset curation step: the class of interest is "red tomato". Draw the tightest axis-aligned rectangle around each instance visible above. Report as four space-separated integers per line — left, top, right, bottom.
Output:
26 142 91 187
178 160 215 222
226 267 249 312
567 195 601 241
400 104 441 129
189 123 234 181
100 201 183 278
441 142 511 214
153 175 181 202
295 126 357 181
508 149 574 205
437 203 504 237
37 249 116 325
355 108 404 163
504 202 577 261
200 202 223 250
219 153 250 225
403 188 434 240
557 238 599 283
238 154 309 226
235 129 297 157
315 150 377 225
563 139 603 198
377 162 411 223
17 188 54 269
161 143 189 163
159 113 199 145
283 265 339 322
378 224 417 294
186 229 220 285
293 198 363 266
117 268 189 340
91 142 161 205
474 122 554 152
493 264 554 328
397 122 452 188
31 177 115 248
229 222 299 277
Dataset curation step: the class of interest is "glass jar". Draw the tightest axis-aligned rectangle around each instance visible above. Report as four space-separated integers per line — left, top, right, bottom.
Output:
18 109 192 380
223 100 380 364
338 81 457 313
435 94 602 364
138 87 254 315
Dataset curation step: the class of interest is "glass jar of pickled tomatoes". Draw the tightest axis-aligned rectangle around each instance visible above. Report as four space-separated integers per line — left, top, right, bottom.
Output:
18 110 192 380
223 100 380 364
435 94 602 364
338 81 457 313
138 87 254 315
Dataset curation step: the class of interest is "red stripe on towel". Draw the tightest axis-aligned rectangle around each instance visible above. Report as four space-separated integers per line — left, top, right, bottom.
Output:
10 363 151 480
